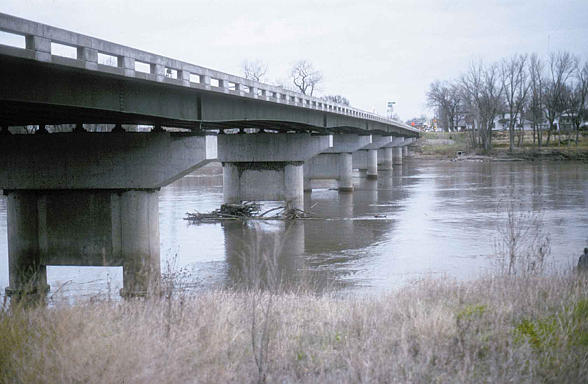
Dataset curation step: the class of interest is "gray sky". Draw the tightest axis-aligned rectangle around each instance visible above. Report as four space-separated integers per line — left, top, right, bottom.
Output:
2 0 587 120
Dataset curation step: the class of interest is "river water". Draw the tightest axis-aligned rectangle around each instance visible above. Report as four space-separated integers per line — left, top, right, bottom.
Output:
0 159 586 300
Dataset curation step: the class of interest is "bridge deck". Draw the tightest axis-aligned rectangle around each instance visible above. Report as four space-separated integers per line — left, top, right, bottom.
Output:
0 13 418 136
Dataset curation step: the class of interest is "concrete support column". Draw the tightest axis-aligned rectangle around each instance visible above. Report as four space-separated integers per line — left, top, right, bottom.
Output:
352 149 368 174
119 190 161 298
303 178 312 192
378 147 393 170
403 146 408 157
393 147 403 165
284 163 304 210
4 189 161 299
223 163 241 204
338 152 353 192
5 191 49 298
367 149 378 179
303 161 312 192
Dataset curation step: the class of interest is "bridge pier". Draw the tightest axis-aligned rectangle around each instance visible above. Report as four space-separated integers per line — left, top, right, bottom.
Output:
390 137 405 165
352 135 393 179
393 147 403 165
367 149 378 179
1 132 215 299
377 147 394 171
304 134 371 192
5 191 49 298
352 149 378 179
403 138 414 157
218 133 331 209
223 162 304 210
118 190 161 297
4 189 160 298
303 153 352 192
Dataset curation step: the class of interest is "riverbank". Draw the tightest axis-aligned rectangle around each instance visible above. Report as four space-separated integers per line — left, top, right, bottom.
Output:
2 272 587 383
413 132 588 161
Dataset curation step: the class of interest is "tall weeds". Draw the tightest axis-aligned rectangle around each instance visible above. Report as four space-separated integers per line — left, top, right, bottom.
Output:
1 272 586 383
494 197 551 276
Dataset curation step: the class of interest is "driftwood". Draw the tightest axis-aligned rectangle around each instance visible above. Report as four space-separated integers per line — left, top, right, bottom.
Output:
184 202 315 223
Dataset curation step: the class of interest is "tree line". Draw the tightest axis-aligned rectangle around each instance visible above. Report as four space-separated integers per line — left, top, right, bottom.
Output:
427 52 587 151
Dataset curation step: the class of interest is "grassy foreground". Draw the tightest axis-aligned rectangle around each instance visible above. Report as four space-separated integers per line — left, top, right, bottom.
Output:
1 272 587 383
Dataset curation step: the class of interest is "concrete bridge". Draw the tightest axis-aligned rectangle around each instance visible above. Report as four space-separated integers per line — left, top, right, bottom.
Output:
0 13 418 299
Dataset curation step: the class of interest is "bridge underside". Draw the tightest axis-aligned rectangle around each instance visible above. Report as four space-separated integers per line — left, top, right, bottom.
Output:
0 55 413 136
0 99 392 136
0 100 324 133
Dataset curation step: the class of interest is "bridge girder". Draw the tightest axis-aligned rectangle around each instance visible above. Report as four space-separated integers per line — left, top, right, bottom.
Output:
0 56 415 137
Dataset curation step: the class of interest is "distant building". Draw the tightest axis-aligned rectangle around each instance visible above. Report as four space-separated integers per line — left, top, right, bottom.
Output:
493 113 533 131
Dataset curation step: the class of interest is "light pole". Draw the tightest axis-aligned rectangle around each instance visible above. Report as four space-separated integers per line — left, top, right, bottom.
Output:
386 101 396 120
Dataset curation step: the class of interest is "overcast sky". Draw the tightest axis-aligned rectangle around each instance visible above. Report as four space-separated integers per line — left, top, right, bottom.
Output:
2 0 587 120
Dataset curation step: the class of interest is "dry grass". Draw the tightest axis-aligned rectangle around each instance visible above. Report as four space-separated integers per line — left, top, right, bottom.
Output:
415 132 469 158
1 272 587 383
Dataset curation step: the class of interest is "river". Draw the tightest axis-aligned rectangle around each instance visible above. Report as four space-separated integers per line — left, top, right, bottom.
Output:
0 159 586 301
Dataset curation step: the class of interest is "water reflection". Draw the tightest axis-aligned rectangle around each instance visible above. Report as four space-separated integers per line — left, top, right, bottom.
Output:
222 220 306 290
0 160 586 299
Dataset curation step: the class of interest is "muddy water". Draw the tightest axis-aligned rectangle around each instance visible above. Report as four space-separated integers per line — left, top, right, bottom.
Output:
0 160 586 300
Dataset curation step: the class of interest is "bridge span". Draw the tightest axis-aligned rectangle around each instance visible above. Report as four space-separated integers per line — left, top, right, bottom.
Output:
0 13 418 300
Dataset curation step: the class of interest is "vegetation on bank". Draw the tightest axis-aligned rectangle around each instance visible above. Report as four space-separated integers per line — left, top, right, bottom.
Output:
426 52 587 153
1 271 587 383
414 131 588 160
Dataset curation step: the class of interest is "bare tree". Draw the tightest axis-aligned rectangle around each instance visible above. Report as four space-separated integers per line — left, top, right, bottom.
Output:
567 61 588 145
543 52 578 145
290 60 322 96
500 54 530 151
242 60 268 82
527 54 546 147
427 80 461 132
461 61 503 151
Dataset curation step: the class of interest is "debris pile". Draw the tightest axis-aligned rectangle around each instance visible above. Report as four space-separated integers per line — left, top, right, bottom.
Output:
185 202 260 222
185 202 314 223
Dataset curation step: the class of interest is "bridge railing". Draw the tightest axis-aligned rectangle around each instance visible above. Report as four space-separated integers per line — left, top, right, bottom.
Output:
0 13 418 133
